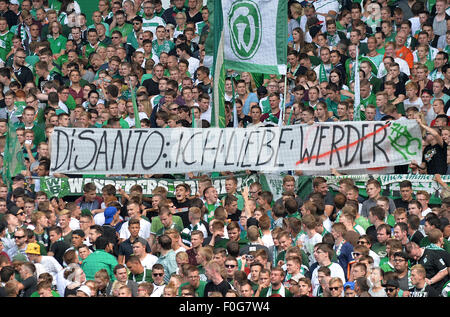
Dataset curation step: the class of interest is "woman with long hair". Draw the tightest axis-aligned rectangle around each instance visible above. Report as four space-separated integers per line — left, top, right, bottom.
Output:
289 27 305 53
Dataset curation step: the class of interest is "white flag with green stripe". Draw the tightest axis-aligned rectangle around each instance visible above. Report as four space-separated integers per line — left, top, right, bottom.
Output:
222 0 287 75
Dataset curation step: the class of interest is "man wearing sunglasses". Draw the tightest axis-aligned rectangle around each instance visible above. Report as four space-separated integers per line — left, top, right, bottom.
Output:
150 263 166 297
328 277 344 297
383 279 400 297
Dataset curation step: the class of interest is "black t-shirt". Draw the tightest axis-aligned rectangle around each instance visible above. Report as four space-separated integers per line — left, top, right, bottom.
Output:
227 209 242 222
408 284 440 297
197 82 212 95
366 225 377 244
410 231 425 245
49 240 70 266
14 66 34 87
423 142 448 174
204 279 231 297
171 198 192 228
142 78 160 96
186 11 203 24
238 115 252 127
20 276 37 297
393 198 411 209
414 248 450 291
118 237 152 262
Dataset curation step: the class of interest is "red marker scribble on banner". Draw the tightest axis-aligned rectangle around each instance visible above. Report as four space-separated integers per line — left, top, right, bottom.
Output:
296 123 391 166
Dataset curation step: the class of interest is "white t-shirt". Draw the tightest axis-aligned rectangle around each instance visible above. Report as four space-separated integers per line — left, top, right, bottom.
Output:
302 233 323 264
187 56 200 78
142 15 166 36
39 256 63 284
261 233 274 248
69 217 80 231
311 263 346 296
200 106 211 123
141 253 158 270
119 218 151 240
403 97 424 111
124 112 149 128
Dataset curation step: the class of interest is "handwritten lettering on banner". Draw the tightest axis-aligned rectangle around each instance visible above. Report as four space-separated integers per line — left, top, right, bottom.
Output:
50 120 422 175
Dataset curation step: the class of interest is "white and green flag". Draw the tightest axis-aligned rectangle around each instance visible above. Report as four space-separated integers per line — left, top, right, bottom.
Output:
222 0 287 75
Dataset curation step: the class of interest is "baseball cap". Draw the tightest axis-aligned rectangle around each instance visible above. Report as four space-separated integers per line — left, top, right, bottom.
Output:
8 205 21 216
103 206 118 225
9 0 20 5
77 285 91 297
257 86 268 96
309 25 321 39
12 253 28 262
81 209 92 217
246 217 259 228
289 273 302 284
25 242 41 255
382 279 399 289
12 174 25 182
344 281 355 290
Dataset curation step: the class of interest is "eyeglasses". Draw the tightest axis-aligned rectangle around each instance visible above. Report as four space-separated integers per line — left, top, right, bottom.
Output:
357 241 368 245
385 288 396 292
14 235 25 239
133 22 141 25
225 264 236 268
17 212 25 216
393 258 406 262
152 273 164 277
329 287 341 291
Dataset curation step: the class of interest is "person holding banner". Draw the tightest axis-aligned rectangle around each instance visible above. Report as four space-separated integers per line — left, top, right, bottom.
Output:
3 0 450 301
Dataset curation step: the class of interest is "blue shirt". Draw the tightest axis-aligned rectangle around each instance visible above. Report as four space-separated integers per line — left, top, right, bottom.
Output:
242 93 259 115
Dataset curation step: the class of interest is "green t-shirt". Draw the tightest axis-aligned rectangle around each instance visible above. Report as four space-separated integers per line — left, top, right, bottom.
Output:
83 42 106 59
150 215 184 236
359 93 377 120
152 39 175 57
178 281 207 297
48 35 67 55
111 23 133 39
259 286 293 297
355 216 371 231
0 31 13 63
30 290 61 297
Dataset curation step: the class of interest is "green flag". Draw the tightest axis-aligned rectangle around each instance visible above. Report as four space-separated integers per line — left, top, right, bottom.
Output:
2 121 26 188
222 0 287 75
206 0 226 128
353 46 361 121
129 79 141 128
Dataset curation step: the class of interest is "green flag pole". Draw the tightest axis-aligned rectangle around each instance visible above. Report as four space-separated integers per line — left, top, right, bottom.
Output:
129 78 141 128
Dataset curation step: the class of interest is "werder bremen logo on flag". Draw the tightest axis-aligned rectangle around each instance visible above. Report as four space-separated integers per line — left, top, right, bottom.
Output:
221 0 287 75
228 0 262 60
